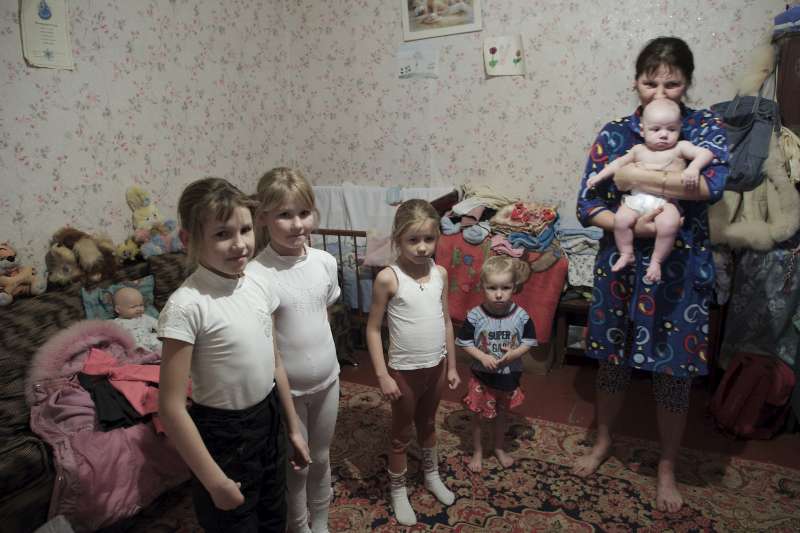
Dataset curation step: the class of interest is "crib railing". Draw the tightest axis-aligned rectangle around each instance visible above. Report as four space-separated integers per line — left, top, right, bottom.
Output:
308 229 378 365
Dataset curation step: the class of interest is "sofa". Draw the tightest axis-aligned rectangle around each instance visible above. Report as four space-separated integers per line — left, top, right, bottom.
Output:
0 252 188 533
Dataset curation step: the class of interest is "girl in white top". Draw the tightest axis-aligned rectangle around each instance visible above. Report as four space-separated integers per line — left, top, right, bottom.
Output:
366 199 461 526
248 167 341 533
158 178 310 533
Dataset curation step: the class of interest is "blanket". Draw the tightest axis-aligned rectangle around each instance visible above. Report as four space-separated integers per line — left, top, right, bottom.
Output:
435 234 567 343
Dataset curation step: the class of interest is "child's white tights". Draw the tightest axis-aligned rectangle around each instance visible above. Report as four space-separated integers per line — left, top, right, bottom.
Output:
287 379 340 533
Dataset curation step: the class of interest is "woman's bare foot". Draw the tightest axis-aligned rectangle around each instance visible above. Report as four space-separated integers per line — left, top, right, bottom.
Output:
656 460 683 512
611 253 635 272
494 448 514 468
467 451 483 472
572 440 611 478
644 260 662 283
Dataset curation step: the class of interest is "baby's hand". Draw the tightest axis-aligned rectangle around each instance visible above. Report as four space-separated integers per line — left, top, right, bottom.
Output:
682 168 699 190
209 477 245 510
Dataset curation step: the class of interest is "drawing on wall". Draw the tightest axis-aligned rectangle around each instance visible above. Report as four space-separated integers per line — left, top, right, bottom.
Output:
483 35 526 77
401 0 482 41
397 41 440 79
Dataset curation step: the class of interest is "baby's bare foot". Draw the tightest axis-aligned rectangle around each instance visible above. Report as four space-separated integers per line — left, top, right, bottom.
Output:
611 253 635 273
645 261 662 283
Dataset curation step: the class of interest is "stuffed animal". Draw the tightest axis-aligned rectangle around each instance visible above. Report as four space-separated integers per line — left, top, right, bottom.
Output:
124 186 183 258
126 186 161 230
45 227 117 286
0 242 47 306
116 237 141 264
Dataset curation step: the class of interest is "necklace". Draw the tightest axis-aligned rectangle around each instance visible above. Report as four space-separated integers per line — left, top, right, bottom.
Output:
418 281 425 291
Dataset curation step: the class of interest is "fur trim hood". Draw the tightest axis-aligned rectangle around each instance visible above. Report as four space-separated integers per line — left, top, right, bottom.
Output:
25 319 144 406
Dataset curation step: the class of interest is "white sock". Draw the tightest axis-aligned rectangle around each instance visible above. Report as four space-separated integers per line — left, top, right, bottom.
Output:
309 495 331 533
422 447 455 505
388 469 417 526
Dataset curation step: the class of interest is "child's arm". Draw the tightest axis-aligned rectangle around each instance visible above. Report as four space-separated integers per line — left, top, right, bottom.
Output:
159 339 245 511
273 331 311 470
366 268 402 400
438 266 461 390
461 345 499 371
676 140 715 190
586 149 637 188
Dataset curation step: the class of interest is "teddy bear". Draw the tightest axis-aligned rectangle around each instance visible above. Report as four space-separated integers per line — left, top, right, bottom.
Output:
125 186 183 258
0 242 47 306
45 227 117 286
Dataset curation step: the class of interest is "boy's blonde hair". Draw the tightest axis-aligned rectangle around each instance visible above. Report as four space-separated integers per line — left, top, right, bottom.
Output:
480 255 531 293
177 177 257 269
391 199 440 250
253 167 318 252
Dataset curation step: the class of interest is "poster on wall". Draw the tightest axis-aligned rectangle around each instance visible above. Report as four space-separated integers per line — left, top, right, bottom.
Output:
483 35 526 77
20 0 74 70
401 0 482 41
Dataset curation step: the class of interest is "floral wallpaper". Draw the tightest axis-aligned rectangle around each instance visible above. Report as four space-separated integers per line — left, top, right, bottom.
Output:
0 0 784 274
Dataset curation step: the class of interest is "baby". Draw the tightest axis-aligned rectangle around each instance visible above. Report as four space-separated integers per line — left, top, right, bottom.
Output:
587 98 714 283
112 287 160 352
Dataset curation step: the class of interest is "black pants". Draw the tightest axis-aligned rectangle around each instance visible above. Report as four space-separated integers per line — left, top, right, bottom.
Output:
189 388 287 533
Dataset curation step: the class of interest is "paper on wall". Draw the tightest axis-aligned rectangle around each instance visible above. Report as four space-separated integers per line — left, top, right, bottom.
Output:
483 35 525 77
397 41 439 79
20 0 74 70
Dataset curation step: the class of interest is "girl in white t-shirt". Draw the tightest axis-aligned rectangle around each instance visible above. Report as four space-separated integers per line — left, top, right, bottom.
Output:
157 177 310 533
248 167 342 533
366 199 461 526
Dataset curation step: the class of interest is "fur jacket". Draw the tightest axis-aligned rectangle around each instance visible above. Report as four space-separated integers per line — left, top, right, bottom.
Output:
25 320 189 531
709 131 800 250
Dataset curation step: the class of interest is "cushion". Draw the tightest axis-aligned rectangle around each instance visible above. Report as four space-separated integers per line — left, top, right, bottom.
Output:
80 275 158 320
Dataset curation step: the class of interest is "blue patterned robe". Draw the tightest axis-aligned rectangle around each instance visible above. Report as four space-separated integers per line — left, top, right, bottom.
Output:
576 106 729 377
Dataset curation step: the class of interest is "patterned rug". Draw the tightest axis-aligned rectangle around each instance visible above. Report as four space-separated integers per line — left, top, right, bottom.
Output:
124 380 800 532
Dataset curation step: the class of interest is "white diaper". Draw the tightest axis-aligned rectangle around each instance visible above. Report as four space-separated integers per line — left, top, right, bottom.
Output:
622 190 667 214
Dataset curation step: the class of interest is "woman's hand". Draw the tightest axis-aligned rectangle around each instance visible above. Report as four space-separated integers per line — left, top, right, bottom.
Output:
288 431 312 470
378 374 402 401
209 477 245 510
613 164 638 192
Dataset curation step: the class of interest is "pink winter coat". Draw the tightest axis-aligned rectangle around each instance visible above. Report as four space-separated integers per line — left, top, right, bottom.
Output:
25 320 189 532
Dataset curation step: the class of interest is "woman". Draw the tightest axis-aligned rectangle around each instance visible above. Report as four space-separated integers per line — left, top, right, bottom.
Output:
572 36 729 513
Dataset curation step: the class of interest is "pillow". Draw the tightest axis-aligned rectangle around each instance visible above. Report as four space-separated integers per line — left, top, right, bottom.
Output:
81 275 159 320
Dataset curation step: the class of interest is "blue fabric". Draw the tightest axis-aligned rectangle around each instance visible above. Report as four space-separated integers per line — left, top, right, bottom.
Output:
440 216 461 235
557 226 604 240
462 222 490 244
575 106 729 378
81 275 159 320
508 224 556 252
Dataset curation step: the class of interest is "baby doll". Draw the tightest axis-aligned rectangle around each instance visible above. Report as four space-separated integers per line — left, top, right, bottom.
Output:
586 98 715 283
112 287 161 352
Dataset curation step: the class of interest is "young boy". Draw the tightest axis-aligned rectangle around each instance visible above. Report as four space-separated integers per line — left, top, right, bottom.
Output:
587 98 715 282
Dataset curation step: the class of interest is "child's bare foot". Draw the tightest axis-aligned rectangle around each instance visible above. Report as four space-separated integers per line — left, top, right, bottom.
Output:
572 440 611 478
656 460 683 512
467 451 483 472
494 448 514 468
644 261 662 283
611 253 635 273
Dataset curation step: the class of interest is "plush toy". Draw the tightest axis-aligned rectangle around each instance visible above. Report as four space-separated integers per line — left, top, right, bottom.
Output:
0 242 47 306
126 186 161 230
116 238 141 264
124 186 184 258
45 227 117 286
